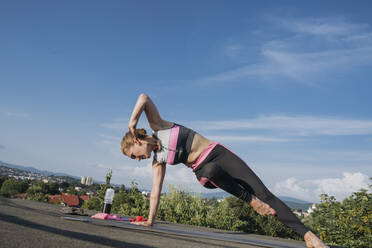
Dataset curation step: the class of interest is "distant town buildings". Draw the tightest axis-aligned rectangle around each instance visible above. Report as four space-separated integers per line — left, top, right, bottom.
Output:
86 177 93 185
0 165 66 183
81 176 93 185
142 191 150 197
74 187 82 192
307 203 317 214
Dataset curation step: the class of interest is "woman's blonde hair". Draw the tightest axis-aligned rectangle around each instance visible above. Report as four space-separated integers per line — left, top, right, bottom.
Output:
120 128 147 155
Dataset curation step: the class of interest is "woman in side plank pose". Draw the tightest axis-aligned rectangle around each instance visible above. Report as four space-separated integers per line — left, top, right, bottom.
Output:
121 93 329 248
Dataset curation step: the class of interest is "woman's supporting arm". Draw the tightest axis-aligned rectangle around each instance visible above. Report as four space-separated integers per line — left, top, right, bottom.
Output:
128 93 172 132
131 160 166 226
147 160 166 224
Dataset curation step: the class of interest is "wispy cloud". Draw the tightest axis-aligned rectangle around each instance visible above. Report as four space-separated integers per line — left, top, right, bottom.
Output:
99 134 121 146
224 44 244 59
273 172 370 202
0 144 5 150
278 17 368 36
100 118 128 131
196 17 372 86
344 32 372 42
0 109 29 118
261 47 371 83
132 162 153 179
101 117 149 132
193 115 372 136
198 47 372 86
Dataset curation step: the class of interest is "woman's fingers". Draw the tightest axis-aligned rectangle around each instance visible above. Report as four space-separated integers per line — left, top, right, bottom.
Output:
129 126 136 136
128 126 140 144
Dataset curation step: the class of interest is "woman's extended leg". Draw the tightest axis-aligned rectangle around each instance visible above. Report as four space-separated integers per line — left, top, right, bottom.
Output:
194 161 276 216
196 144 310 237
220 145 311 237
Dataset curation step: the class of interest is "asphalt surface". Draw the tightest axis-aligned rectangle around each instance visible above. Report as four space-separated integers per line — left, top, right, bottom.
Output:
0 197 307 248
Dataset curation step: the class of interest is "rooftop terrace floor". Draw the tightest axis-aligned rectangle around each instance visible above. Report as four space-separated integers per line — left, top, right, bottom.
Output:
0 197 307 248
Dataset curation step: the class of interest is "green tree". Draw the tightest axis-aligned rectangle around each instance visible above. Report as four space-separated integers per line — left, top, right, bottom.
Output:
18 181 29 193
28 193 49 202
0 179 24 197
26 181 49 195
158 185 203 224
227 197 299 239
115 181 149 216
47 182 60 195
156 187 300 240
204 197 244 230
305 186 372 248
60 181 69 189
82 196 102 211
0 176 8 189
111 188 129 213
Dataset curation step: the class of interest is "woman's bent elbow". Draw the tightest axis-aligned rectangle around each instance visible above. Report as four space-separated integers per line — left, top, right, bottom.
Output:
139 93 149 101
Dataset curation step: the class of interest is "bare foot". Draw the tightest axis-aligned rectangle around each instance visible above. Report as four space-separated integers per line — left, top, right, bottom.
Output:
250 196 276 216
304 231 329 248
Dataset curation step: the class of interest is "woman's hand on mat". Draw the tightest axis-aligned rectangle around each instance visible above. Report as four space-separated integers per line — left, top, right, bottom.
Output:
250 196 276 217
131 220 153 226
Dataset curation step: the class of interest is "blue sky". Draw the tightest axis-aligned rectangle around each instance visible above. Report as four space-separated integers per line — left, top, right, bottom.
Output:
1 1 371 202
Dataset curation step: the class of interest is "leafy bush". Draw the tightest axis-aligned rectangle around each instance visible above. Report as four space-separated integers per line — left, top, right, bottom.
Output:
158 185 203 224
114 181 149 216
218 196 300 239
155 186 299 239
0 179 28 197
305 187 372 248
26 181 49 195
83 180 150 216
0 176 9 189
28 193 49 202
47 182 60 195
204 196 244 230
82 196 102 211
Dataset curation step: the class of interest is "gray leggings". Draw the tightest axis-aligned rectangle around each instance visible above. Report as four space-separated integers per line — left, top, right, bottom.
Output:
193 144 310 237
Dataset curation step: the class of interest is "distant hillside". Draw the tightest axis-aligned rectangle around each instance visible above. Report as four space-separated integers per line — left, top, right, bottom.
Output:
278 196 311 204
200 191 313 211
278 196 313 210
0 160 79 179
282 201 313 211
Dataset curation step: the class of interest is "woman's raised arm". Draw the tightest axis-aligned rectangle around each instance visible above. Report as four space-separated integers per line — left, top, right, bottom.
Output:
128 94 173 133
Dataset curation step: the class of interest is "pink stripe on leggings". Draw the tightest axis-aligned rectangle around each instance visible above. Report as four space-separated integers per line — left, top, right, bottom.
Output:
199 177 219 188
191 142 218 171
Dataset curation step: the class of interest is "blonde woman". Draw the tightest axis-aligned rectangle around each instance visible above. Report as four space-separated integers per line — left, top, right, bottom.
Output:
121 93 329 248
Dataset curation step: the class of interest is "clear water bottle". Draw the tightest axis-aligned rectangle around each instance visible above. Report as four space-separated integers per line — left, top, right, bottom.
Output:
102 188 115 214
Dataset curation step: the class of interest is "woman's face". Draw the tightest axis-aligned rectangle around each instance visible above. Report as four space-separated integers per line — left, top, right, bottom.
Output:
125 141 152 162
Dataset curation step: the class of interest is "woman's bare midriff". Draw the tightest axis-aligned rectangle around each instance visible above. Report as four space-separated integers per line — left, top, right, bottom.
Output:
185 133 212 167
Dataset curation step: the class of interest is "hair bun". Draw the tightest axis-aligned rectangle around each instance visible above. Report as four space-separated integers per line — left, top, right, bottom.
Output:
136 128 147 137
